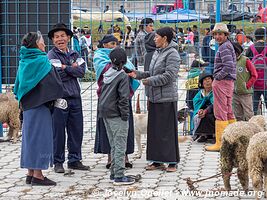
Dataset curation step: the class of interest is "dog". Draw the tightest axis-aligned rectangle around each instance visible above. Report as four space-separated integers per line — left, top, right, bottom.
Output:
0 93 20 143
134 94 191 158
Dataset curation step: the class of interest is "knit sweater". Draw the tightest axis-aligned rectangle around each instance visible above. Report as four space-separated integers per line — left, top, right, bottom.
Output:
234 55 258 95
213 40 236 81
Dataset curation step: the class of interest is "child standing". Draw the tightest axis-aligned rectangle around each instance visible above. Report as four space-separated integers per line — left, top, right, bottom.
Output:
98 47 135 185
232 42 258 121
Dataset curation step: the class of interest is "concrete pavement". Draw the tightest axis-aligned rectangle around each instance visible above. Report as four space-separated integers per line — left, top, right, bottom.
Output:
0 71 260 200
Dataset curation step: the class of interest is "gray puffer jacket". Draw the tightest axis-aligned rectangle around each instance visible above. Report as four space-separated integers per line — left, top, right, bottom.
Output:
136 41 180 103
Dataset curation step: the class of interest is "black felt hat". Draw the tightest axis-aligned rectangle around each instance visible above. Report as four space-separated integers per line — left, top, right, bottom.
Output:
198 72 213 88
48 23 73 40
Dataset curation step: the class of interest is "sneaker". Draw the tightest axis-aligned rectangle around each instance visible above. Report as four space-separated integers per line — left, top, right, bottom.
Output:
113 176 135 186
54 163 65 173
31 177 56 186
68 161 90 171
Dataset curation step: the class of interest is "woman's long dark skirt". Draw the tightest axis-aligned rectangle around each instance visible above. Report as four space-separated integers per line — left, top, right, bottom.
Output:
195 112 215 136
147 101 180 164
94 100 134 154
21 105 53 170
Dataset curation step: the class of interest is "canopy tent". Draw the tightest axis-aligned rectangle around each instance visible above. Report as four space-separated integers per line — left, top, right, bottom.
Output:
126 9 209 23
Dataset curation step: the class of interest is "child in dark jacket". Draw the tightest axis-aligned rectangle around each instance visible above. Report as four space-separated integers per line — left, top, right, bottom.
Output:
98 47 135 185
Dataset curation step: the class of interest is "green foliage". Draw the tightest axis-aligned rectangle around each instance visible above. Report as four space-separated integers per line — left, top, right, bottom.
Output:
81 70 96 82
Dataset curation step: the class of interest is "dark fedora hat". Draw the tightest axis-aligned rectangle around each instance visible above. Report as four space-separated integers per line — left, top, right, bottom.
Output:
198 72 213 88
48 23 73 39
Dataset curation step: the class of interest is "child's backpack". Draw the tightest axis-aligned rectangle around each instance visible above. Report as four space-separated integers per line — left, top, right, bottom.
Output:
250 44 267 90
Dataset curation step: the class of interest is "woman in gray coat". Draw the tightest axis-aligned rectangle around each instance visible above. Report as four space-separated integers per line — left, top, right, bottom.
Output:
129 27 180 172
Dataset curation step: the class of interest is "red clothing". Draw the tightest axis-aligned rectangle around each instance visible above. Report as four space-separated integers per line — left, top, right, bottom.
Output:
245 59 258 89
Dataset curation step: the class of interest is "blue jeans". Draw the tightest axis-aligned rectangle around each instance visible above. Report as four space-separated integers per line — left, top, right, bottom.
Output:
103 117 128 178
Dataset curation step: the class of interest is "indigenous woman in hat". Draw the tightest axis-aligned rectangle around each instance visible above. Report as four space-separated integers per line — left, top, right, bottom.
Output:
47 23 89 173
192 73 215 143
129 26 181 172
205 23 237 152
14 31 63 186
93 34 140 169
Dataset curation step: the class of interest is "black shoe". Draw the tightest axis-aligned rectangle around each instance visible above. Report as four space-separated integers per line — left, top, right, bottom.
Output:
26 175 32 184
68 161 90 171
54 163 65 173
106 163 111 169
31 177 56 186
125 162 133 168
197 136 208 143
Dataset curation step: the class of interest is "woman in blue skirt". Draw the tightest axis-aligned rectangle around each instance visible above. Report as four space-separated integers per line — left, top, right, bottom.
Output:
14 31 63 186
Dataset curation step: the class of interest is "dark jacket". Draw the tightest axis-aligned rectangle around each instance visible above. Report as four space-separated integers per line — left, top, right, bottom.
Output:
201 34 215 64
144 32 156 71
21 67 63 111
98 66 130 121
47 47 86 98
136 41 180 103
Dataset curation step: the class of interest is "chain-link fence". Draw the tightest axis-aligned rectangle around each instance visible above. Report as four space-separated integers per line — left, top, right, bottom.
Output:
1 0 266 138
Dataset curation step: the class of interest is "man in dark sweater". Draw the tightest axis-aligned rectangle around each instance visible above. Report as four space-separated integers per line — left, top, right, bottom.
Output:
47 23 89 173
205 23 237 152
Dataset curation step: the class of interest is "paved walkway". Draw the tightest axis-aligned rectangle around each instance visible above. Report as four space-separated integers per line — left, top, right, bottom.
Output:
0 71 260 200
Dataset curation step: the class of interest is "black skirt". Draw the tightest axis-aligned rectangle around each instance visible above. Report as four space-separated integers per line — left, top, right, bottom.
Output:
147 101 180 164
94 100 134 154
195 112 215 136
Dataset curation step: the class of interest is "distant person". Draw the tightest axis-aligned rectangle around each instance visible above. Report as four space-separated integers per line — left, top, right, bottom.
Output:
185 27 194 45
232 42 257 121
118 5 126 13
98 21 103 33
258 3 263 11
243 35 254 52
246 28 267 114
228 3 237 12
193 25 199 51
246 3 251 12
235 29 246 46
201 27 215 74
134 18 154 68
104 5 109 13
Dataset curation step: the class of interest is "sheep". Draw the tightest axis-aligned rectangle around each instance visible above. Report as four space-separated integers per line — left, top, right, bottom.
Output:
246 131 267 200
0 93 20 143
220 115 266 193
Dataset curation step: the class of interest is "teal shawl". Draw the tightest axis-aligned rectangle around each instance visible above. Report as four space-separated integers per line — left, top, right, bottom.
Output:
193 90 214 116
14 46 52 103
93 48 140 91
